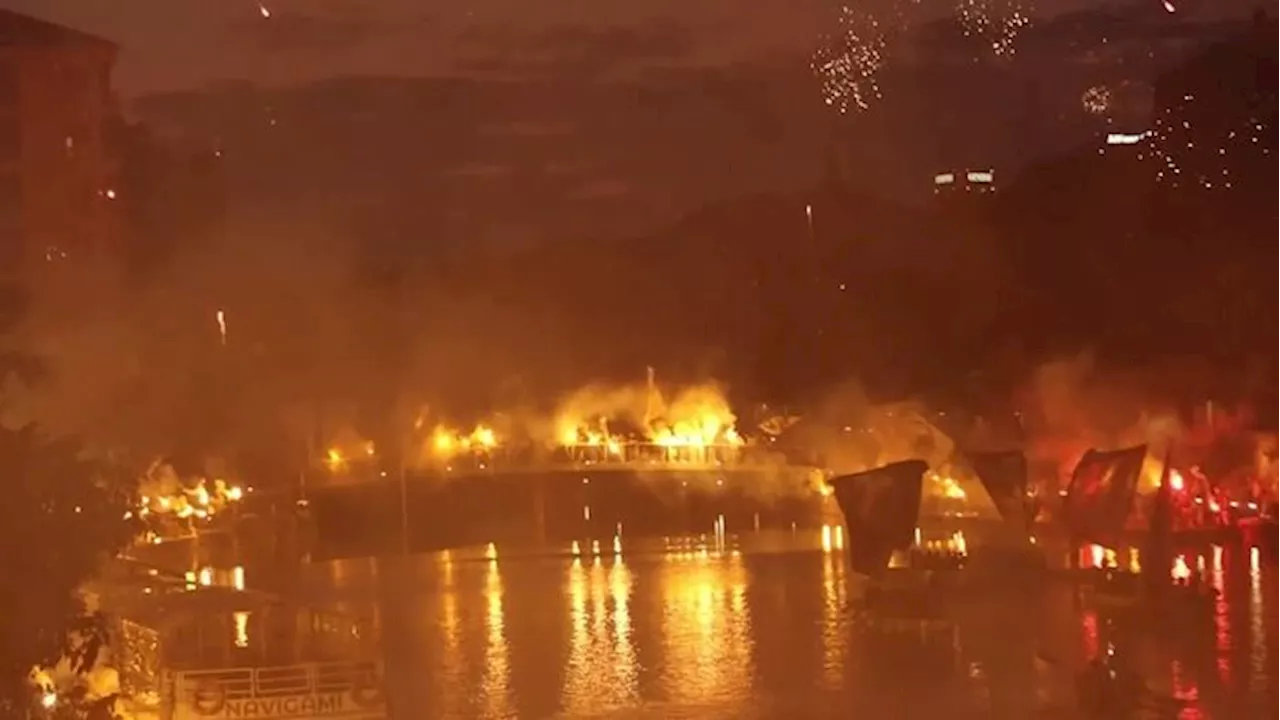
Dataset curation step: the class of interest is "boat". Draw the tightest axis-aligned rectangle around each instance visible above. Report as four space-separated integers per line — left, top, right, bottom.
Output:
965 449 1045 564
1054 445 1149 602
828 460 959 632
101 564 387 720
1056 446 1233 611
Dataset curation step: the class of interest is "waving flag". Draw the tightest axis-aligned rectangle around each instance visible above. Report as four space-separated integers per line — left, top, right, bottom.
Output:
969 450 1031 530
1061 445 1147 546
829 459 928 577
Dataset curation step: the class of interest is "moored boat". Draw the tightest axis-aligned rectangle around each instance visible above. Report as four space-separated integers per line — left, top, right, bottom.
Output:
101 568 387 720
828 460 965 631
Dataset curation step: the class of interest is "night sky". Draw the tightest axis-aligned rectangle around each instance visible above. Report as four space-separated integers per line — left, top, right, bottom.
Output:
1 0 1247 95
2 0 1262 253
6 0 830 93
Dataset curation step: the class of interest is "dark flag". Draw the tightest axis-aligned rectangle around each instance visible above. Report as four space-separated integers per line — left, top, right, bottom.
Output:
1061 445 1147 547
969 450 1031 530
829 459 928 577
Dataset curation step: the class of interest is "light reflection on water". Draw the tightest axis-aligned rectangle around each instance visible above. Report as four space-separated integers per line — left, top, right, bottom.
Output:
658 550 752 709
821 552 846 689
562 557 639 713
308 541 1276 719
1249 547 1266 694
480 560 509 717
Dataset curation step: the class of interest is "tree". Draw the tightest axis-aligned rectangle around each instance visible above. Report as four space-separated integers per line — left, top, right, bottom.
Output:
0 288 136 717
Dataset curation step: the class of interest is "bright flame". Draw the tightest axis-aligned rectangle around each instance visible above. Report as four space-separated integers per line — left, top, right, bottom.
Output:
931 473 967 500
555 378 745 463
135 475 245 528
324 448 346 472
428 424 501 460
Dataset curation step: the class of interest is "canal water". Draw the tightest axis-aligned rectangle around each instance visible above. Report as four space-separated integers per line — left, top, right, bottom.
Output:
300 539 1276 719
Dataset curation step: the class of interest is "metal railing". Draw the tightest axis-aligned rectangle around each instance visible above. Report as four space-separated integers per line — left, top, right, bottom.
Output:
173 659 380 699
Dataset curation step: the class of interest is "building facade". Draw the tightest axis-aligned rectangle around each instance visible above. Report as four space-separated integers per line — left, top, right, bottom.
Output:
0 10 120 278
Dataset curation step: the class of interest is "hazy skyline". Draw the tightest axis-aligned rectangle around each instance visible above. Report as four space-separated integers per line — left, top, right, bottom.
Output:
6 0 831 94
2 0 1252 95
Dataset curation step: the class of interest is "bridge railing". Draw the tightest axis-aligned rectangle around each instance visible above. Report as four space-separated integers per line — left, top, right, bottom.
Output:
316 456 820 487
318 441 811 476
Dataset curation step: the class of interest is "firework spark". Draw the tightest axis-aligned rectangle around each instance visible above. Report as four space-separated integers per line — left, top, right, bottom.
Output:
812 5 887 115
1081 85 1112 115
956 0 1033 58
1149 96 1272 190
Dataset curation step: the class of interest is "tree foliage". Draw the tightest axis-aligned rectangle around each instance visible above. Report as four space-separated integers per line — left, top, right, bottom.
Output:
0 287 137 716
0 426 136 716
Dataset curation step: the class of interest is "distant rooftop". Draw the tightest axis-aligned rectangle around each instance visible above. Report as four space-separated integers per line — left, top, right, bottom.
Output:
0 9 114 49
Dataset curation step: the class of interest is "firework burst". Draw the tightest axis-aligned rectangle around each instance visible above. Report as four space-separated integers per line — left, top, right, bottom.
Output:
955 0 1033 58
811 5 887 115
1081 85 1112 115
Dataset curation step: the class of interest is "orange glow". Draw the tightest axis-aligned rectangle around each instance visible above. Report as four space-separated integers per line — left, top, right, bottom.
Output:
554 377 746 464
659 554 751 705
427 424 501 461
324 447 347 472
1171 554 1192 581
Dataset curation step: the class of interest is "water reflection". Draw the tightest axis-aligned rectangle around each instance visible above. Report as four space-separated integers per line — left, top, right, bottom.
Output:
480 560 510 717
562 557 637 713
659 551 752 707
302 540 1276 719
437 586 462 716
610 561 637 699
1210 546 1229 685
820 552 846 689
1069 542 1276 719
1248 547 1265 693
